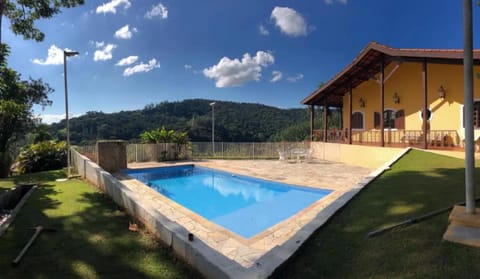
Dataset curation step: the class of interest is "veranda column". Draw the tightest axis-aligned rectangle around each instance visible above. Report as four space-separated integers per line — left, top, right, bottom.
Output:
349 87 353 144
422 60 428 150
309 105 315 141
380 60 385 147
323 99 328 142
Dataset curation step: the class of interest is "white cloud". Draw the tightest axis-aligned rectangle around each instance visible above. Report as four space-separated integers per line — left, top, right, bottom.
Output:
94 44 117 61
259 24 269 36
123 59 160 76
89 40 105 48
271 7 308 37
96 0 131 14
287 73 304 82
38 113 82 124
203 51 274 88
145 3 168 19
114 24 137 39
32 45 77 65
184 64 192 70
270 71 283 83
116 56 138 66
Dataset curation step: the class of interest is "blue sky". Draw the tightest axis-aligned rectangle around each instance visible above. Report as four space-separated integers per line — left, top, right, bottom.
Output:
3 0 479 123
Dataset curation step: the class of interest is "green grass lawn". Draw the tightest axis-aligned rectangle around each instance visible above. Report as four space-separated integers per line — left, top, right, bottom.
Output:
274 149 480 279
0 170 201 278
3 150 480 279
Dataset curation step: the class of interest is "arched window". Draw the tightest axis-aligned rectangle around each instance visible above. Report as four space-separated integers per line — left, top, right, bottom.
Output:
351 111 364 129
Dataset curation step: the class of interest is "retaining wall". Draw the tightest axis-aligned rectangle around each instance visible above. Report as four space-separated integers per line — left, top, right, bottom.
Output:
311 142 405 169
71 149 247 279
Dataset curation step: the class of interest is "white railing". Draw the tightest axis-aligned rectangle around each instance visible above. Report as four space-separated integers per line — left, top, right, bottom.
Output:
313 129 460 148
75 142 311 163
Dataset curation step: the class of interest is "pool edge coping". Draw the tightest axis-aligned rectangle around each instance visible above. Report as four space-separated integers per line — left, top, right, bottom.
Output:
121 165 334 244
73 147 411 279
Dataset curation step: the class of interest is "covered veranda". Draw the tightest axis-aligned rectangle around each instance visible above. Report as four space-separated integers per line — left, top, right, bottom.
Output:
302 42 480 150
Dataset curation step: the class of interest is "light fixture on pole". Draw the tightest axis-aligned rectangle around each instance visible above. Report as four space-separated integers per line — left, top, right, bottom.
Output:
438 85 446 99
209 102 216 156
393 92 400 104
64 49 79 178
358 97 365 108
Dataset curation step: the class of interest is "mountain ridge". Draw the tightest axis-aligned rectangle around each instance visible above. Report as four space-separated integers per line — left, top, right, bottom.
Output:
49 99 310 144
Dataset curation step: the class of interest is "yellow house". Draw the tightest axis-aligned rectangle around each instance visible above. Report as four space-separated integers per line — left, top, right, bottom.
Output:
302 42 480 150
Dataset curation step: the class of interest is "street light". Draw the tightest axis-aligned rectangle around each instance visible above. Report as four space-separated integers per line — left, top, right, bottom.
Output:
209 102 216 156
64 50 79 178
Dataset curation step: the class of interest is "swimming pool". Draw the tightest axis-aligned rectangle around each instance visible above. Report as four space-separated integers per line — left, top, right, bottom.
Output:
125 165 331 238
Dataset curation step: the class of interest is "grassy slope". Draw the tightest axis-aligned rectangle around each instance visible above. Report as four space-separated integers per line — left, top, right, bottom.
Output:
275 150 480 279
0 171 200 278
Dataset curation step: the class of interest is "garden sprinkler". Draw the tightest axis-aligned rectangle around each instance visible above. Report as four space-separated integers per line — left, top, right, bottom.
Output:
12 225 57 267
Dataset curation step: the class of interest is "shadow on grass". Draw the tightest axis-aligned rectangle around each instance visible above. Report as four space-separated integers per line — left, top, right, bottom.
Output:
272 150 480 279
12 169 66 185
0 179 201 278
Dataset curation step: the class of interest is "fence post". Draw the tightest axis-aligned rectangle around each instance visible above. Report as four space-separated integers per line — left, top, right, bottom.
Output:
252 142 255 160
222 142 224 159
135 144 138 162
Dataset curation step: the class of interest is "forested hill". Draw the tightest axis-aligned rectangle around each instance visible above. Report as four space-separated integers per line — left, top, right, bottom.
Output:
49 99 310 144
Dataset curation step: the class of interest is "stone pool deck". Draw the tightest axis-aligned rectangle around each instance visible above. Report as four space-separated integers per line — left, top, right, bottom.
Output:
117 159 374 277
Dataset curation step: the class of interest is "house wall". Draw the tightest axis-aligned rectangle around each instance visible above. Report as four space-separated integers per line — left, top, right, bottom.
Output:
342 61 480 139
311 142 407 169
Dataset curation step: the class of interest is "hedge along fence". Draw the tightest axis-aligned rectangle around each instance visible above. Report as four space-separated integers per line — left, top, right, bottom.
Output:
75 142 310 163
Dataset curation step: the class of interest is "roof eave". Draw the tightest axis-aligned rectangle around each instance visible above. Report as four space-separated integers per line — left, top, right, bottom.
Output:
302 42 480 106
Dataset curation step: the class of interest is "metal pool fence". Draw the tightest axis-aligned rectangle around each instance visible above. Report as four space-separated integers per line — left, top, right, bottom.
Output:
74 142 310 163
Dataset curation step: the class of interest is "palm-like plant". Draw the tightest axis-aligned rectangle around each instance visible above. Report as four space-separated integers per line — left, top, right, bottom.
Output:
172 131 190 159
140 127 183 160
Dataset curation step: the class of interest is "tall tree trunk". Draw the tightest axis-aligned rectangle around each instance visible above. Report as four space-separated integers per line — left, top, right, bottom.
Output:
0 152 11 178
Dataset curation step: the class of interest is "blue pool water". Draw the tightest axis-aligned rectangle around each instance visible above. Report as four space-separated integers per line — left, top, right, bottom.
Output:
124 165 331 238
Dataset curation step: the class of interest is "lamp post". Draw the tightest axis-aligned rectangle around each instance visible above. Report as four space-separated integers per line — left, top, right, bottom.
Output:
463 0 475 214
64 50 79 178
209 102 216 156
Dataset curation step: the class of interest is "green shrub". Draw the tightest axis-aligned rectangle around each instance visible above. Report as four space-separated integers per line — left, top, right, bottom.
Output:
17 141 67 173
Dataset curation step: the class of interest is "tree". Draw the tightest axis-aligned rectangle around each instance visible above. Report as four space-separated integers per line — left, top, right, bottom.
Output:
172 131 190 159
16 140 66 174
27 123 54 144
0 48 53 176
140 127 191 160
272 122 310 142
0 0 84 177
0 0 84 44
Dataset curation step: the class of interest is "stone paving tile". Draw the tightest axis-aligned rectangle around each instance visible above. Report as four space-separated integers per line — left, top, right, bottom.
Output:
122 159 372 268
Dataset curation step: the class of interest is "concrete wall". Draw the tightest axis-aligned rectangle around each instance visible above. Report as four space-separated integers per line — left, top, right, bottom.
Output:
96 140 127 173
70 149 241 279
311 142 405 169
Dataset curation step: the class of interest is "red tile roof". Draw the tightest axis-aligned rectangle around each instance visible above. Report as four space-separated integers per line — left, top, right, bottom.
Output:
302 42 480 106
